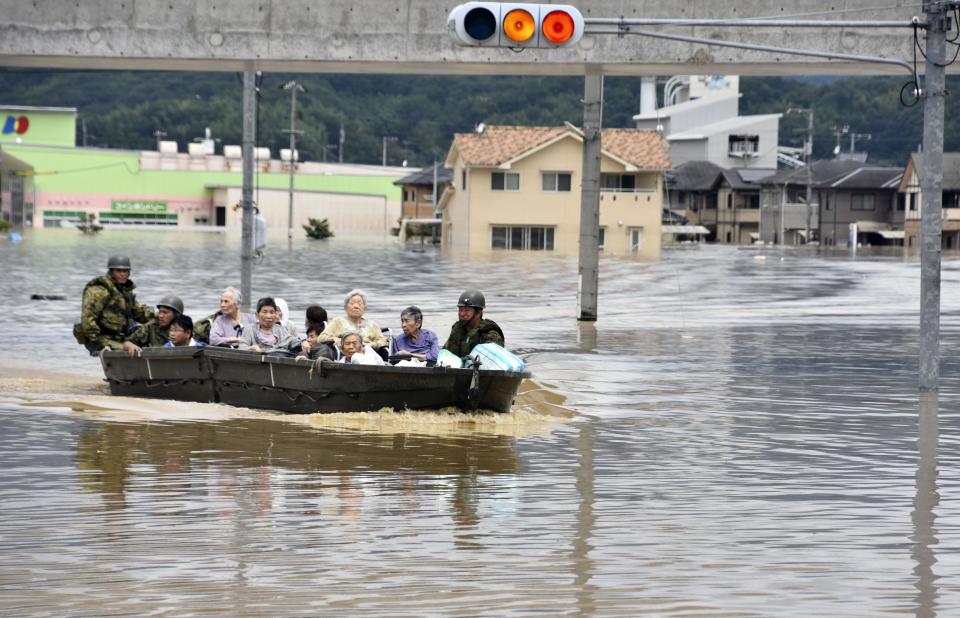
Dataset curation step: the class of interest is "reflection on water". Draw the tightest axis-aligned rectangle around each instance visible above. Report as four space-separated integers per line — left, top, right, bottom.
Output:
913 393 939 618
1 231 960 615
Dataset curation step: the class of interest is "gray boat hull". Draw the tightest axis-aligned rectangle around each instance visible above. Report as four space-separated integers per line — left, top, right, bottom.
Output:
100 347 529 414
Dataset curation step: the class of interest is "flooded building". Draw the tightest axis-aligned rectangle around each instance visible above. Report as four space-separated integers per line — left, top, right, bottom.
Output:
758 160 903 246
440 125 670 257
0 105 405 236
900 152 960 251
666 160 772 244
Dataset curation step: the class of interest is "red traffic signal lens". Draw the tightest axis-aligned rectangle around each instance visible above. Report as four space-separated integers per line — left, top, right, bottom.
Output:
463 6 497 42
542 10 575 44
503 8 536 43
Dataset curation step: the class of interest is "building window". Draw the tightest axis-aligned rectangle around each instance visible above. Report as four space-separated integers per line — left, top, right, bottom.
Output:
727 194 733 209
825 194 832 211
897 193 906 211
542 172 572 192
598 226 606 250
491 225 555 250
99 212 178 226
629 227 643 252
851 193 876 211
745 194 760 209
728 134 760 157
945 191 960 208
491 172 520 192
461 170 466 190
600 173 636 192
677 192 686 205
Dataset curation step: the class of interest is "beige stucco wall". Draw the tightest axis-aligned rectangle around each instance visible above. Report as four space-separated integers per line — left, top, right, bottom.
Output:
217 187 399 237
444 135 663 257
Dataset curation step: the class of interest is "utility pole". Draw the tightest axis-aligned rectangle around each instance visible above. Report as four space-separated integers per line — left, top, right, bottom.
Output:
577 66 603 321
382 135 398 166
281 80 305 243
787 107 814 244
804 109 814 245
240 68 257 312
153 129 167 151
919 0 952 391
849 131 872 154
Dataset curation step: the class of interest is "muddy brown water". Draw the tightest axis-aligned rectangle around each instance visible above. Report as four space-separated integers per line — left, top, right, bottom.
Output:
0 229 959 616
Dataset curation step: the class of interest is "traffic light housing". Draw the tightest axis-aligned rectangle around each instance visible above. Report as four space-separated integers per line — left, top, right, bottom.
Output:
448 2 584 49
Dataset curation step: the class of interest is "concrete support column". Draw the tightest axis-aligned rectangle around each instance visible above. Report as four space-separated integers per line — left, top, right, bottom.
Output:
240 68 256 312
919 3 947 390
577 67 603 322
639 76 657 115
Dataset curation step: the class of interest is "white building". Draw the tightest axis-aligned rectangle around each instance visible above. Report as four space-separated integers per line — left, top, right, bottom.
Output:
633 91 781 170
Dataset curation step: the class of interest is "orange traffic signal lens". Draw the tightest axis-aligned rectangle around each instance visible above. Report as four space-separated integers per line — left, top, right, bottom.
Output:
503 9 536 42
542 10 575 44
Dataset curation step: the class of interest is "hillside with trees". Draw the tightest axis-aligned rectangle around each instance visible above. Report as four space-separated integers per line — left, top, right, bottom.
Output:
1 69 954 167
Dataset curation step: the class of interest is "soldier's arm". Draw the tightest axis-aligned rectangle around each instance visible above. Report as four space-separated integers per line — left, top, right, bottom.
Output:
125 323 150 347
81 287 108 340
133 303 156 324
481 328 504 347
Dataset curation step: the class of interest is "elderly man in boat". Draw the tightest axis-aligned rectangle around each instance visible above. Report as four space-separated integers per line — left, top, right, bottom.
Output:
443 289 504 358
122 294 185 357
74 255 155 355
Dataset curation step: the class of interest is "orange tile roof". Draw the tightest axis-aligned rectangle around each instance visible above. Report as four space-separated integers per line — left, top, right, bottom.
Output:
601 128 672 171
451 125 670 170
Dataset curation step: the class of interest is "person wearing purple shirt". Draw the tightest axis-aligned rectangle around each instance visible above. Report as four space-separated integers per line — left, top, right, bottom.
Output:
392 306 439 364
209 287 256 347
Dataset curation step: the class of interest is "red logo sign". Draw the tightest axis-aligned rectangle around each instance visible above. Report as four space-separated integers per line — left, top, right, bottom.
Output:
2 116 29 135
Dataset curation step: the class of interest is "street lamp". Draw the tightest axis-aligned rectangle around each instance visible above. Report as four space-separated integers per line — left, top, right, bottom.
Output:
280 80 306 243
382 135 399 166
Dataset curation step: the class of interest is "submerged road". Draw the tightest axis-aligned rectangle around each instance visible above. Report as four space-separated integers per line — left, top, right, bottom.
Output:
0 231 958 615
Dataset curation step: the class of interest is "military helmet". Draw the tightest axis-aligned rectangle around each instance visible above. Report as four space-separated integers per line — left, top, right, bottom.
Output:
107 255 132 270
457 289 486 309
156 295 184 314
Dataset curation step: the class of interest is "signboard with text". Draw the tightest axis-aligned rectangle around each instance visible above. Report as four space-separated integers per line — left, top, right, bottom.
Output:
111 200 168 213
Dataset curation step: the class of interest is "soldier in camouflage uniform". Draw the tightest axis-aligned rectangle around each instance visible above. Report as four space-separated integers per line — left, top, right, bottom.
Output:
123 295 184 356
442 289 505 358
74 255 155 355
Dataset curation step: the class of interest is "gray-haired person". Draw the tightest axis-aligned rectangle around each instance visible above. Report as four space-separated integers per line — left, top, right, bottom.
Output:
205 287 256 347
392 305 439 364
317 288 389 354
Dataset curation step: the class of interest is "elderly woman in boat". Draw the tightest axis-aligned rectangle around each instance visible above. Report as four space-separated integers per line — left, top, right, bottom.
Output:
337 332 384 365
238 297 301 355
207 287 256 347
318 289 389 357
392 305 439 365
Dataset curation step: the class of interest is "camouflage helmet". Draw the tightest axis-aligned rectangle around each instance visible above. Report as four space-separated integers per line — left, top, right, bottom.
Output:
107 255 132 270
457 289 486 309
156 295 184 314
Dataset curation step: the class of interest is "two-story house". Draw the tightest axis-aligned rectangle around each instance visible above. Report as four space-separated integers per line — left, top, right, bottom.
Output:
667 160 772 244
900 152 960 252
439 125 670 256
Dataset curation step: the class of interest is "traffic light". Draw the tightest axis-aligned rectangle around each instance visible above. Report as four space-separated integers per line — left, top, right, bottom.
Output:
447 2 584 49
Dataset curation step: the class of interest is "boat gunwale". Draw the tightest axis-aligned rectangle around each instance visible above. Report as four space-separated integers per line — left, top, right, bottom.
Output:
101 347 532 380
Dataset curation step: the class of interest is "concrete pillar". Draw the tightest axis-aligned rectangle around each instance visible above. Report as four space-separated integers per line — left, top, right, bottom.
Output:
240 68 256 312
919 4 946 390
577 67 603 322
640 76 657 114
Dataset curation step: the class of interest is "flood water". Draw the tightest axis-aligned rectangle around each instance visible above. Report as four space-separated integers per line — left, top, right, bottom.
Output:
1 229 959 616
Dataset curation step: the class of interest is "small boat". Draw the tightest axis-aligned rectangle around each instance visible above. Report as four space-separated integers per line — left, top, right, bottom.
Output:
100 347 530 414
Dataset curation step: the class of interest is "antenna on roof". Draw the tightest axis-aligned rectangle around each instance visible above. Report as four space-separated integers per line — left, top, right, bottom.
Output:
475 122 486 136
